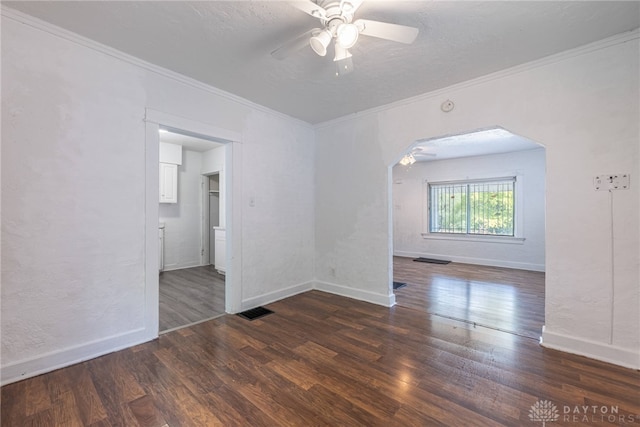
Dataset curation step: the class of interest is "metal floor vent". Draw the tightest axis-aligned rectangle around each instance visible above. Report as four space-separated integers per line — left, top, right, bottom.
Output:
413 257 451 265
237 306 274 321
393 281 407 290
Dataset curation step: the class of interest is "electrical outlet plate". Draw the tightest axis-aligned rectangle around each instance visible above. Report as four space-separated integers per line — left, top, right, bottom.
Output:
594 174 630 191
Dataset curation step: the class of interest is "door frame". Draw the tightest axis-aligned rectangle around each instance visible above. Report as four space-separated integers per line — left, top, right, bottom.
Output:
144 109 243 338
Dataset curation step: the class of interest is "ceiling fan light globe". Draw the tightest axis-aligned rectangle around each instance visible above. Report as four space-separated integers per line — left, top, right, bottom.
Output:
310 30 332 56
399 154 416 166
336 23 359 49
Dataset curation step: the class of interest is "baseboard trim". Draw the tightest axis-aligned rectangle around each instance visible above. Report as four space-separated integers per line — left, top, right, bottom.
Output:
314 281 396 307
1 327 155 386
241 281 314 311
541 326 640 370
161 262 203 272
394 250 545 272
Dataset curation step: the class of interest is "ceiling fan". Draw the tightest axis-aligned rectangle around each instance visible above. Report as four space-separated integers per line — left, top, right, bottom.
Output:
272 0 419 75
400 146 436 165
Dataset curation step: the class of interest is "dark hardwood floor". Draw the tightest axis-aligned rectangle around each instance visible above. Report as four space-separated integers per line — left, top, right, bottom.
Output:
393 256 545 339
2 291 639 426
159 265 225 332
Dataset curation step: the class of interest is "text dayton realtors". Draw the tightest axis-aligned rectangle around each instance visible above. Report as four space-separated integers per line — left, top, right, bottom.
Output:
562 405 638 424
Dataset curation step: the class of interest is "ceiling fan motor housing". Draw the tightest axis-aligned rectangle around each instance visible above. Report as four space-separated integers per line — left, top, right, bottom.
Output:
316 1 355 25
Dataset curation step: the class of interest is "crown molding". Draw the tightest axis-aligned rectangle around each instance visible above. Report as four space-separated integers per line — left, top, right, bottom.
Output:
1 5 314 130
314 28 640 130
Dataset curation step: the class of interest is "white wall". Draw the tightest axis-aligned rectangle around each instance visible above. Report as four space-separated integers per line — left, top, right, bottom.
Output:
315 33 639 368
159 149 204 270
393 148 546 271
240 110 316 305
1 10 315 384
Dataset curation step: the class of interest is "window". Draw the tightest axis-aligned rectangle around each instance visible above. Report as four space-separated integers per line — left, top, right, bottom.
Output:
428 177 515 236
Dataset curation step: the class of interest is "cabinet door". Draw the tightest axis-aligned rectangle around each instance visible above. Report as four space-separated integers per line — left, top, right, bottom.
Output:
159 163 178 203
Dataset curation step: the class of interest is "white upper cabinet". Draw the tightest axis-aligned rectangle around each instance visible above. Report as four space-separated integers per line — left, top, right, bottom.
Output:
159 142 182 204
159 162 178 203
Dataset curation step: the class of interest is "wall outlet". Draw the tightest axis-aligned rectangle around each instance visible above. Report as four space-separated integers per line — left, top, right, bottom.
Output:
594 174 630 191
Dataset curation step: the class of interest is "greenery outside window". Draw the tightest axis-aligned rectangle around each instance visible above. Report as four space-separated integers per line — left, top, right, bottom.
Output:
428 177 515 236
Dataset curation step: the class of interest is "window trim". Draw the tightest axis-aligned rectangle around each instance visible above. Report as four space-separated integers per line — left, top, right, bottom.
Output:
422 174 525 243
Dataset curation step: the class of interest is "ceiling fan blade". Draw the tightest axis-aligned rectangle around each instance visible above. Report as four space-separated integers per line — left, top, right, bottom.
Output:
355 19 419 44
271 29 318 60
289 1 328 19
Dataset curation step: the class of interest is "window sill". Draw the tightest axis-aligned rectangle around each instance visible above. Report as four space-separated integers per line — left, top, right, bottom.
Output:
421 233 526 244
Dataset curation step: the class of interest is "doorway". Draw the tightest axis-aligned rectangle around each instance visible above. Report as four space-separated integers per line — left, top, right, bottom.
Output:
390 127 546 339
158 130 226 332
143 108 243 339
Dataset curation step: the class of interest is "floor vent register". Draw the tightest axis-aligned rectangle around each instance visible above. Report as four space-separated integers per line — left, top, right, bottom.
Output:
237 306 274 321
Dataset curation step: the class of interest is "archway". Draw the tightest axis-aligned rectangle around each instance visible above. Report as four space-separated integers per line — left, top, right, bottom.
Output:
389 127 547 339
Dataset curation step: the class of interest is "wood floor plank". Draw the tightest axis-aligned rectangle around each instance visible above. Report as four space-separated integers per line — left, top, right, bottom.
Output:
50 391 84 427
85 353 145 426
67 364 108 425
159 265 225 331
393 256 545 339
161 384 224 427
128 395 168 427
1 380 26 426
204 385 278 427
3 290 639 426
126 350 197 427
22 408 55 427
23 375 51 418
152 346 221 395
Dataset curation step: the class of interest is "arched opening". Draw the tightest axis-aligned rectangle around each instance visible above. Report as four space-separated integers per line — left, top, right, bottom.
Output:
389 126 547 339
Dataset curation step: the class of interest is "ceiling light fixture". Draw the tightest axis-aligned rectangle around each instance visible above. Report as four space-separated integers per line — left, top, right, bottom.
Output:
273 0 420 76
310 29 333 56
399 153 416 166
336 23 359 49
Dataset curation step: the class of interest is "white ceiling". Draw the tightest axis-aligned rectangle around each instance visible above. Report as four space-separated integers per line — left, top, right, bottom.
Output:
408 127 542 162
160 130 223 153
5 1 640 124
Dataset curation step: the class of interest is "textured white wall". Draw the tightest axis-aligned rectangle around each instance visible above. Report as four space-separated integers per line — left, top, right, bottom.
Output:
240 110 316 304
1 12 315 383
159 149 204 270
2 14 149 374
315 35 639 368
393 149 546 271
